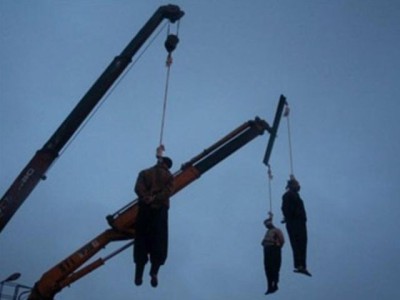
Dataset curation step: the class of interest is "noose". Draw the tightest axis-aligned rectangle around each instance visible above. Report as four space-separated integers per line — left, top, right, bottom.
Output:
156 22 180 159
265 164 274 223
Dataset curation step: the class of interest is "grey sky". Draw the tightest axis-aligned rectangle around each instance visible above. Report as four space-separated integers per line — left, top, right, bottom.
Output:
1 1 399 299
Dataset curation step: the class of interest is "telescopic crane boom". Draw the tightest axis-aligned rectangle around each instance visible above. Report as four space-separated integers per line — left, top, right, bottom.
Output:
27 95 286 300
0 5 184 233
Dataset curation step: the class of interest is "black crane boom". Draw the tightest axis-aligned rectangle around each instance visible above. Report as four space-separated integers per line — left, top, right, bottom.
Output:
0 5 184 233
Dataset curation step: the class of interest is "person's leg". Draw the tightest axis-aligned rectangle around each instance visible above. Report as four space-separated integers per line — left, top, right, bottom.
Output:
134 262 146 286
263 247 273 293
149 263 160 287
265 247 278 294
294 223 311 276
275 248 282 286
267 247 280 293
148 207 168 287
298 222 308 269
286 224 300 269
134 206 150 286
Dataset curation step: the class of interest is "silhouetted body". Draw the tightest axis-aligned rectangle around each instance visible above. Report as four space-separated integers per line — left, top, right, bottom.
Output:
262 215 285 294
133 157 173 287
281 178 311 276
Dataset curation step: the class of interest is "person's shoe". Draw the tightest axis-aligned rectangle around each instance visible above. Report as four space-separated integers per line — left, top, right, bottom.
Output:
294 267 312 277
272 283 279 292
301 269 312 276
270 283 278 293
265 288 277 295
134 277 143 286
265 284 278 295
150 274 158 287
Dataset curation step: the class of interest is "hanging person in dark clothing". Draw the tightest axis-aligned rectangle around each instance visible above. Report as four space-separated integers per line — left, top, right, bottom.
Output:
281 176 312 276
133 156 174 287
262 212 285 295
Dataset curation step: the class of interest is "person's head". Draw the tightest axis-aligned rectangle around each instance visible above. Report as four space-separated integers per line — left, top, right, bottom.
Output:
286 177 300 192
159 156 173 169
264 218 274 229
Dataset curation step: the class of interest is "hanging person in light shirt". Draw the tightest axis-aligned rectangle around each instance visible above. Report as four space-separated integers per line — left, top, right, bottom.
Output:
261 212 285 295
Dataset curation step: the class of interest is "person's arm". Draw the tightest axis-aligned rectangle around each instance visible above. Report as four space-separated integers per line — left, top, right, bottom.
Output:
135 170 153 204
281 192 293 221
275 229 285 247
261 232 268 247
153 170 174 202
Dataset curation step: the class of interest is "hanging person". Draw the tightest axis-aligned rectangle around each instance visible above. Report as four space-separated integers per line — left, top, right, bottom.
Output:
281 176 311 276
261 212 285 295
132 21 180 288
133 156 174 287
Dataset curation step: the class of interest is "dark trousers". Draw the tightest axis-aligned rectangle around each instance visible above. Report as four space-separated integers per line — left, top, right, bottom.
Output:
264 245 282 289
286 220 307 269
134 205 168 275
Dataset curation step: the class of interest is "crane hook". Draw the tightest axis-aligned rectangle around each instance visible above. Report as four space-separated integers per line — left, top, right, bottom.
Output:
164 34 179 53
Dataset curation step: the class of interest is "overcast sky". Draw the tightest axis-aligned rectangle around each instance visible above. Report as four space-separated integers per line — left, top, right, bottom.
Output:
1 1 399 299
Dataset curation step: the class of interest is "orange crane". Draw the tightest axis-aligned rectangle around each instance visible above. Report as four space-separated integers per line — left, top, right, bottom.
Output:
0 4 287 299
27 95 286 300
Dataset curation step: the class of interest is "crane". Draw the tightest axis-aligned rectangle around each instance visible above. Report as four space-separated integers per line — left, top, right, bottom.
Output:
0 4 184 233
1 4 288 299
26 95 286 300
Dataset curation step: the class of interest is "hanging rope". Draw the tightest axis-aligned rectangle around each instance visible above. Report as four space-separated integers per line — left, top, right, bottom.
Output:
267 164 273 213
284 104 295 177
56 21 169 172
158 53 172 148
157 22 180 158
